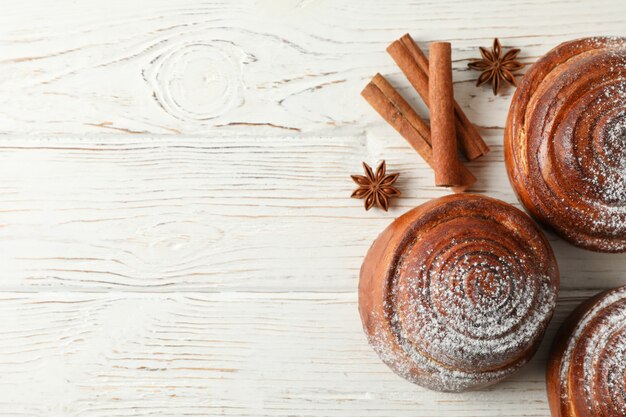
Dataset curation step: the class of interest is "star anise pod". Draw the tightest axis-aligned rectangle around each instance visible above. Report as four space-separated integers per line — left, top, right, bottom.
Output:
468 38 524 95
351 161 400 211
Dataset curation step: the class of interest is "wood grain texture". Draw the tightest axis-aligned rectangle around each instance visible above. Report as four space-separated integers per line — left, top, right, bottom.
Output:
0 0 624 136
0 0 625 415
0 136 623 293
0 291 599 416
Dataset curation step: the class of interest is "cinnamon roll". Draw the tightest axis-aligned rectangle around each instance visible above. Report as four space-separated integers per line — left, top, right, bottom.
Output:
547 285 626 417
505 37 626 252
359 194 559 392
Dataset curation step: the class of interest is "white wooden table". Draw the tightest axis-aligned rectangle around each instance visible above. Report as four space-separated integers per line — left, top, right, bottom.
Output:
0 1 624 415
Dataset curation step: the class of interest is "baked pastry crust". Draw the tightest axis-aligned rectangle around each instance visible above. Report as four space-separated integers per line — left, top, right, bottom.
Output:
547 285 626 417
358 194 559 392
505 37 626 252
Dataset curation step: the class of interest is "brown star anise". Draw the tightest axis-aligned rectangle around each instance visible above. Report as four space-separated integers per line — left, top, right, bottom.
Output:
468 38 524 95
351 161 400 211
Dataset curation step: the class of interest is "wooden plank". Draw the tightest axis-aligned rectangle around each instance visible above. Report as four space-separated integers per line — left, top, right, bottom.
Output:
0 136 622 293
1 1 625 415
0 290 597 416
0 0 624 136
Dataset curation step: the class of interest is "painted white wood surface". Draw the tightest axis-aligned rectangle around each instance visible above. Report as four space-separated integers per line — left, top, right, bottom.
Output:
0 1 624 416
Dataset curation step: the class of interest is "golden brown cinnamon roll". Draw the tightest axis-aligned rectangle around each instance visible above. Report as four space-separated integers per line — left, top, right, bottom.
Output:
547 285 626 417
505 37 626 252
359 194 559 392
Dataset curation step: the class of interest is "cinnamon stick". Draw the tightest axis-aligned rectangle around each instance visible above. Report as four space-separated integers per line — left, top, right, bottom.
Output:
370 74 431 147
400 34 489 158
429 42 463 187
361 74 476 192
387 34 490 160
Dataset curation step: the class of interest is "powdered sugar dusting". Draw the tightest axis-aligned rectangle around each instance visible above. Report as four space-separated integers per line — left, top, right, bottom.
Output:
565 41 626 237
510 36 626 252
558 286 626 415
365 197 558 392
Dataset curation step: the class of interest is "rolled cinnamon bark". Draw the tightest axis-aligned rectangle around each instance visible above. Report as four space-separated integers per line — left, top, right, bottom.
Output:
429 42 463 187
361 74 476 192
370 74 431 147
387 35 490 160
400 34 489 158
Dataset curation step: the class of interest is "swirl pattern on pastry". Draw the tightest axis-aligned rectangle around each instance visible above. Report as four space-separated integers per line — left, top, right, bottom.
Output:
505 37 626 252
547 285 626 417
359 194 559 392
